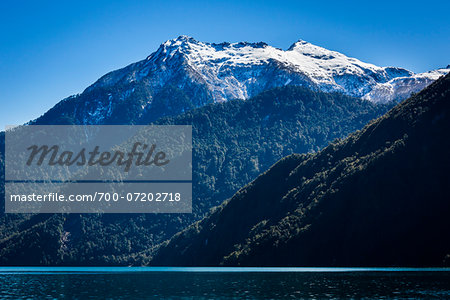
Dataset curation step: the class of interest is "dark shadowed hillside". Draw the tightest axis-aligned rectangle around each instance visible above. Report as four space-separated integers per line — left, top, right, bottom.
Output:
150 74 450 267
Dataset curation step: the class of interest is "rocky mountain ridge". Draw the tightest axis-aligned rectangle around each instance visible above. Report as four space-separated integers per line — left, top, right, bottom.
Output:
35 36 448 125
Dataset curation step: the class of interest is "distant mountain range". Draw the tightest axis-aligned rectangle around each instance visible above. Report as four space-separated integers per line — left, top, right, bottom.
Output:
150 73 450 267
35 36 448 125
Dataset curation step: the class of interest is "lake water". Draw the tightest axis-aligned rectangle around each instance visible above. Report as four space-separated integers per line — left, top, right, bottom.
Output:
0 267 449 299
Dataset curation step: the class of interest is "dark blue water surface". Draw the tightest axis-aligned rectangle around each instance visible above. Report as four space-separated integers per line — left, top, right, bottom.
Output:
0 267 448 299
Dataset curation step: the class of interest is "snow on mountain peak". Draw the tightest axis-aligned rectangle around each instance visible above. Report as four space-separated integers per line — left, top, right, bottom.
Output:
146 37 396 100
90 36 449 111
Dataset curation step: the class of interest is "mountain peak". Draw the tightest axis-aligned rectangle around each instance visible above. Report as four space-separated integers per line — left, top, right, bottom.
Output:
91 36 447 115
147 35 201 61
287 38 338 57
287 38 310 50
162 35 200 47
173 35 198 43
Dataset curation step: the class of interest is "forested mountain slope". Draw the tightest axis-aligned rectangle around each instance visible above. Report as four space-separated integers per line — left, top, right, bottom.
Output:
151 74 450 267
0 86 391 265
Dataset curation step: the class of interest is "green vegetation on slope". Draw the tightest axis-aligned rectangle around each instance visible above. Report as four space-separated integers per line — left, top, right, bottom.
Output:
151 74 450 267
0 86 390 265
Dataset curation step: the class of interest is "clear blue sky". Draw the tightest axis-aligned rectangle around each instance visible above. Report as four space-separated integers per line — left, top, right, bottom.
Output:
1 0 449 128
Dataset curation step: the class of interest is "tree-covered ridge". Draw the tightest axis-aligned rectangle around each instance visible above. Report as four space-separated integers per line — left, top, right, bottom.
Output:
150 74 450 267
157 85 392 217
0 86 391 265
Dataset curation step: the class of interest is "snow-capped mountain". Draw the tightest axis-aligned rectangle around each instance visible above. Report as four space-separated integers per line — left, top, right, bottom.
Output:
35 35 448 125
